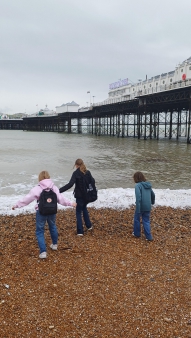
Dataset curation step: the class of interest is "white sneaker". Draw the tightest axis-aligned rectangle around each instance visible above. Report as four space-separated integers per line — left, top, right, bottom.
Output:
39 252 47 259
77 234 83 236
88 226 93 231
50 244 58 250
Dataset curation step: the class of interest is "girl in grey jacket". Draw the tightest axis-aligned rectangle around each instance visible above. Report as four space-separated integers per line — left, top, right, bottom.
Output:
133 171 155 241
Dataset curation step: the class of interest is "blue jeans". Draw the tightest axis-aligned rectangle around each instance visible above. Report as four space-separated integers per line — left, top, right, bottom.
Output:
36 210 58 253
76 198 92 234
133 211 153 240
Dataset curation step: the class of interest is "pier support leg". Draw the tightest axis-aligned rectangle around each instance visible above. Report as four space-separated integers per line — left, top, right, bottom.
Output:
149 112 152 139
185 111 188 138
144 113 147 140
153 113 157 139
157 111 159 140
117 114 120 137
77 118 82 134
169 111 173 139
122 114 125 137
134 114 136 138
66 118 71 133
112 116 115 136
95 117 98 136
176 110 180 139
187 98 191 143
137 112 141 139
91 117 94 135
98 117 101 136
164 112 167 137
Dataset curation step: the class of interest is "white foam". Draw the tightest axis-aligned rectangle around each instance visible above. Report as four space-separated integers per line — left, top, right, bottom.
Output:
1 188 191 216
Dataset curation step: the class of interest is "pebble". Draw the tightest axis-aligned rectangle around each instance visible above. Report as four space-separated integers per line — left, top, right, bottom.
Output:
4 284 9 289
164 317 172 323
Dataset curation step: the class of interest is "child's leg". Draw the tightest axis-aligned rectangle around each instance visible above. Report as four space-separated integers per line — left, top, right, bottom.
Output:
76 198 84 235
47 214 58 245
142 211 153 240
36 210 47 253
133 212 141 237
82 204 92 229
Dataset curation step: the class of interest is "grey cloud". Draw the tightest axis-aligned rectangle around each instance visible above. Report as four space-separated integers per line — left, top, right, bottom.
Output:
0 0 191 113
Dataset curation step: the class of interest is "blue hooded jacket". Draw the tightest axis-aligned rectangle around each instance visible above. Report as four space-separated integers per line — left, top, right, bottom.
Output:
135 181 155 213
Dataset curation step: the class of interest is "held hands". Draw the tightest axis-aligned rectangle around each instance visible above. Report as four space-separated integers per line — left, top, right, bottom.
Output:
72 202 77 207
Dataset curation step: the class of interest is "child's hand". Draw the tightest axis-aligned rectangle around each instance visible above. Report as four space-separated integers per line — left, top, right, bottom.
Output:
72 202 77 207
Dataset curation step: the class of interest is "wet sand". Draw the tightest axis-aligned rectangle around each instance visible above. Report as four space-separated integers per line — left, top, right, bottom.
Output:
1 206 191 337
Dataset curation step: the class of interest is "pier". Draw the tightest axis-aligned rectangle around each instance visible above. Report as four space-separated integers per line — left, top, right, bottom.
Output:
1 86 191 143
0 119 23 130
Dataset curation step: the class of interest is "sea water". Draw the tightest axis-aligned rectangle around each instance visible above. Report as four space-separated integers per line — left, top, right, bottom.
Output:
0 130 191 214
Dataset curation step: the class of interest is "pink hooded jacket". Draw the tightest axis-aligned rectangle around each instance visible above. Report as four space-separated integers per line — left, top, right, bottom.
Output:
13 179 73 210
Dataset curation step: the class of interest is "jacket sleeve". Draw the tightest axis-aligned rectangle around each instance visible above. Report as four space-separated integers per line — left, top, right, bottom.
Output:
13 187 39 208
53 186 73 207
151 189 155 205
135 184 141 213
59 172 76 193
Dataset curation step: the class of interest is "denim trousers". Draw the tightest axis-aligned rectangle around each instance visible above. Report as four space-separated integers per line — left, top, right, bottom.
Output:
133 211 153 240
76 198 92 234
36 210 58 253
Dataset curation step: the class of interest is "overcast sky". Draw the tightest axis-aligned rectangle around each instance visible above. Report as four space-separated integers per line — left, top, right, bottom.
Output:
0 0 191 114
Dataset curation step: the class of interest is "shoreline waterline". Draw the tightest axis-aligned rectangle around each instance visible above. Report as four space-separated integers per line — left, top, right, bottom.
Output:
1 187 191 216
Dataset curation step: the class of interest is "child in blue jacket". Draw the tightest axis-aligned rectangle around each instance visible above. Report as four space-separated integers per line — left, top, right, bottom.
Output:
133 171 155 241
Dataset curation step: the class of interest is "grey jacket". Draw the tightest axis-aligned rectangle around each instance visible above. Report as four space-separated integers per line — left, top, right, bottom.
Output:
135 181 155 213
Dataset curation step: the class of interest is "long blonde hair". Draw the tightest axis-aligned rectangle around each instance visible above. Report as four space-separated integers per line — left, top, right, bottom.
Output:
38 170 50 181
74 159 87 174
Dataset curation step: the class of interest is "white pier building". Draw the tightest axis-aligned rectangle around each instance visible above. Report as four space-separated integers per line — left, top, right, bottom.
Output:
96 57 191 106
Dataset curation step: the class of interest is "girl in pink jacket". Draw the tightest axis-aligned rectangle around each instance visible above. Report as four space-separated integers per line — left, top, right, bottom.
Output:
12 170 76 259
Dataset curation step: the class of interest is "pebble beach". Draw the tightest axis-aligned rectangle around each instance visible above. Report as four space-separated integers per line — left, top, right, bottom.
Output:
1 205 191 337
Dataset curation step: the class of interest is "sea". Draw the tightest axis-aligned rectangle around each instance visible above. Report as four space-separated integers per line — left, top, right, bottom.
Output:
0 130 191 215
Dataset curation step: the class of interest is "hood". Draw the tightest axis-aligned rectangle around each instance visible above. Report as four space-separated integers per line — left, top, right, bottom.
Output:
38 179 54 190
139 181 152 189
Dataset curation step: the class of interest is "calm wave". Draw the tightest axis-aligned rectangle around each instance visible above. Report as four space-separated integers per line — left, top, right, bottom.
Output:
0 130 191 196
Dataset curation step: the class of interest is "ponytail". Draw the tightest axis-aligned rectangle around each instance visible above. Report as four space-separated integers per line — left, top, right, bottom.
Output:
75 159 87 174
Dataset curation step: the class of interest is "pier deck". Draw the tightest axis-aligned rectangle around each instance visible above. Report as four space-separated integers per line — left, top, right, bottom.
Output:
1 86 191 143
